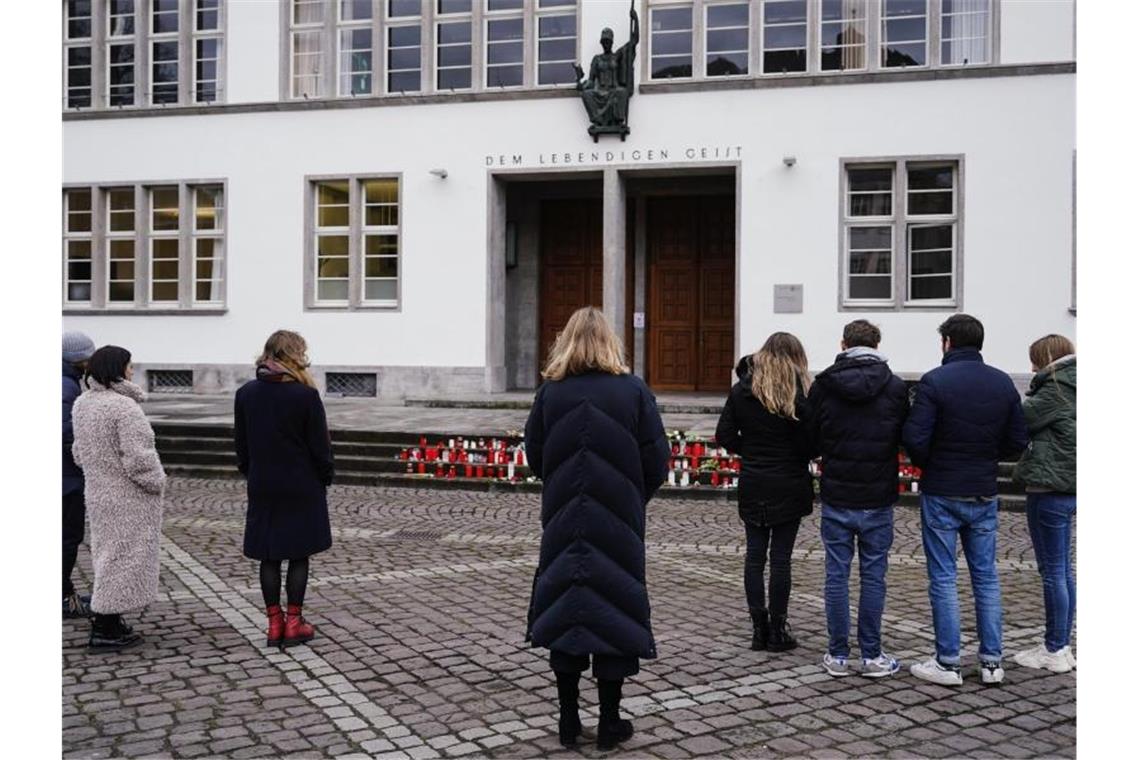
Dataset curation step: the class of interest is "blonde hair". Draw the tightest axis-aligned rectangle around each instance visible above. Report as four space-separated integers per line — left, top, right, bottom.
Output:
750 332 812 419
257 330 318 389
541 307 629 381
1028 334 1075 372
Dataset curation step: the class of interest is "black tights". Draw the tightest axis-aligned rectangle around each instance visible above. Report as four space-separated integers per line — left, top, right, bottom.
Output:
259 558 310 608
744 519 801 617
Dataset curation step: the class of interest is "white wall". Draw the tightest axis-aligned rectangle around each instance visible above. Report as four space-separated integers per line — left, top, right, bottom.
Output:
1001 0 1076 64
224 0 281 104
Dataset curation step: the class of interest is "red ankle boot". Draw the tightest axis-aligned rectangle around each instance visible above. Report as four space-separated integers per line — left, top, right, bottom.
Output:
265 605 285 648
283 604 315 648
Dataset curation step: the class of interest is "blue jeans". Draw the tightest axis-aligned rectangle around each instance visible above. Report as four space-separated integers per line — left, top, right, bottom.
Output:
820 504 894 659
920 495 1003 665
1025 493 1076 652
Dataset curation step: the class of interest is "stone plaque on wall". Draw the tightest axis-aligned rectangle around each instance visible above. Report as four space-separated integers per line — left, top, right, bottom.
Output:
774 284 803 314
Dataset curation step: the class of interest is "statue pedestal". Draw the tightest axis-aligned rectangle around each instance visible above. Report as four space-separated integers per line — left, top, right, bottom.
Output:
588 124 631 143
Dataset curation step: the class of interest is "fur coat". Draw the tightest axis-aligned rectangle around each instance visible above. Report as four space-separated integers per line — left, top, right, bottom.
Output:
71 380 166 614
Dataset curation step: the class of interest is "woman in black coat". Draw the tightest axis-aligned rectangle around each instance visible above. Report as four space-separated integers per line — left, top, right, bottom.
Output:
525 307 670 751
235 330 334 650
716 333 814 653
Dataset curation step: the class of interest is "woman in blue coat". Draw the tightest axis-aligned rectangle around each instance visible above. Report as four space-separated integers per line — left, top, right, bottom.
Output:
235 330 334 650
525 307 670 751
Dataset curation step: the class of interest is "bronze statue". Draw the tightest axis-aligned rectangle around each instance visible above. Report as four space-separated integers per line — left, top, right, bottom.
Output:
572 2 639 142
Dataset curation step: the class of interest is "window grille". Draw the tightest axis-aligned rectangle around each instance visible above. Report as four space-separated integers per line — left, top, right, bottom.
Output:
148 369 193 393
326 372 377 397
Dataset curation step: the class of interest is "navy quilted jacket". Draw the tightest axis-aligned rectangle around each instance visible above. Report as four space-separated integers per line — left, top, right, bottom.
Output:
524 371 670 659
902 348 1028 498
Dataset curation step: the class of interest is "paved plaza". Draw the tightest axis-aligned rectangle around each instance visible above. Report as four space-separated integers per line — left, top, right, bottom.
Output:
63 478 1075 759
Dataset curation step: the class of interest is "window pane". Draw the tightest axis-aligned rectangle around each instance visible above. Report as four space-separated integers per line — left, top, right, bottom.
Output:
365 258 399 278
68 189 92 212
294 0 324 24
364 178 398 204
766 0 807 23
153 260 180 280
849 251 892 275
883 0 926 17
318 235 349 257
910 224 953 251
910 276 952 300
538 62 576 85
152 238 179 258
652 7 692 32
389 70 422 91
539 14 576 38
318 258 350 278
439 22 472 45
539 0 576 6
196 281 222 302
364 279 398 301
68 283 93 302
908 166 953 190
68 240 92 259
439 0 472 13
152 281 179 301
152 187 179 229
110 240 135 259
764 25 807 49
489 18 523 42
109 282 135 302
850 167 892 192
110 262 136 283
911 250 953 275
488 43 523 66
707 52 747 76
709 3 748 28
365 234 398 255
652 31 692 56
849 226 892 250
539 38 576 62
763 49 806 73
68 261 93 281
438 67 472 89
908 191 953 215
390 25 421 47
197 37 219 59
195 256 220 279
340 0 372 20
489 0 524 9
850 193 891 217
708 29 749 53
390 0 421 16
849 276 892 300
652 56 692 79
318 281 350 301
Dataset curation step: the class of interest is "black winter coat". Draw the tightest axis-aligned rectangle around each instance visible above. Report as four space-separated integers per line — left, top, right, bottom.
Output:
715 363 813 528
63 360 85 495
235 374 335 561
524 371 670 660
804 351 909 509
902 348 1028 498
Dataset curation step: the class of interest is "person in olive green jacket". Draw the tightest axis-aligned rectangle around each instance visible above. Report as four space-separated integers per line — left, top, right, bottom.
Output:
1012 335 1076 674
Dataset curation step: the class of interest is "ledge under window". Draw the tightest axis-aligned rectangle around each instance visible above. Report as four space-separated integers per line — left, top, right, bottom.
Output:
62 308 228 316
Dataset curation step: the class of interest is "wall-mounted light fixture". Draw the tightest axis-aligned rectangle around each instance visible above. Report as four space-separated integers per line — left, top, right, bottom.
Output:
782 156 797 167
429 168 448 179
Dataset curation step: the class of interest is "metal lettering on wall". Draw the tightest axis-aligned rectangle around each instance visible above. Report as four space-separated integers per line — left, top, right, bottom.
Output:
484 146 743 167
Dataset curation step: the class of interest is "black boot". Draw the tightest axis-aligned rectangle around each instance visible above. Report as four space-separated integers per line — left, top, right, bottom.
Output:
767 614 798 652
750 608 770 651
554 672 582 747
596 678 634 751
88 613 143 652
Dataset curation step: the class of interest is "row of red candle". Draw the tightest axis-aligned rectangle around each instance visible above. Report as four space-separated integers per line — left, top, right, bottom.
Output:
418 436 518 450
666 469 740 488
670 440 731 458
406 461 520 480
671 456 741 473
400 446 526 467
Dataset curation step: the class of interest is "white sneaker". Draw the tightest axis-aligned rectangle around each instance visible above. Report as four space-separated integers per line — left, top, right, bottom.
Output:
980 661 1005 685
1066 648 1076 669
910 657 963 686
823 653 851 677
861 653 900 678
1014 644 1073 673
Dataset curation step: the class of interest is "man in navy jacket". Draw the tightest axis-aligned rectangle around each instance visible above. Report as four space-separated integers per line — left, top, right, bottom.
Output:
804 320 909 679
903 314 1027 687
62 331 96 619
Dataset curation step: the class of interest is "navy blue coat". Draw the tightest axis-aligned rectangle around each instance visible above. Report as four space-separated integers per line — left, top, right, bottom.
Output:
234 376 334 561
524 372 670 660
63 361 85 496
902 348 1028 498
803 352 909 509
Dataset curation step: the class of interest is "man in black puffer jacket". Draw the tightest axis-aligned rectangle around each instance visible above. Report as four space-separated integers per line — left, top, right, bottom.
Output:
803 320 908 679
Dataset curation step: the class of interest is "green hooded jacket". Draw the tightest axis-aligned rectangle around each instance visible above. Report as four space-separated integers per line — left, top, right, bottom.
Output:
1013 356 1076 493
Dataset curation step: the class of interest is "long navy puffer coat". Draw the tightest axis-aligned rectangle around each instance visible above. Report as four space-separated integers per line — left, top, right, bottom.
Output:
524 371 670 660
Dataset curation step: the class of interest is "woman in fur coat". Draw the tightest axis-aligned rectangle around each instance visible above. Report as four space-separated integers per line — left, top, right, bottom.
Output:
71 345 166 652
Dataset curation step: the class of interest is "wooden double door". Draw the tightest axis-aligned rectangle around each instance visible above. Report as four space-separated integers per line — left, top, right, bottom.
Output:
647 195 736 392
538 198 604 370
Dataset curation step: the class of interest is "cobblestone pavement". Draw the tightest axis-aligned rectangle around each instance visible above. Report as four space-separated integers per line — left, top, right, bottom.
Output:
63 479 1075 759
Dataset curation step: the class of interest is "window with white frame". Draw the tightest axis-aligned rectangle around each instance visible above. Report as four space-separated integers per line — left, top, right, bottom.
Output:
387 6 423 93
881 0 927 68
940 0 991 66
193 185 224 303
536 0 577 86
338 0 373 96
291 0 325 97
150 0 180 103
437 1 474 90
107 1 136 106
106 188 136 303
486 1 525 88
650 5 693 80
195 0 223 102
762 0 807 73
842 159 960 307
362 179 399 304
820 0 867 72
309 177 401 309
64 189 94 304
63 181 226 311
706 3 749 77
65 1 93 108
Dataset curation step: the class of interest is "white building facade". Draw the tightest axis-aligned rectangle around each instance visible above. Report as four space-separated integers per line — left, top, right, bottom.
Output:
62 0 1076 397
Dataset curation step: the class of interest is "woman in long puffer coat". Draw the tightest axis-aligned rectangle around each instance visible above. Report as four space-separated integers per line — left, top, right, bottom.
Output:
525 307 670 751
71 345 166 652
